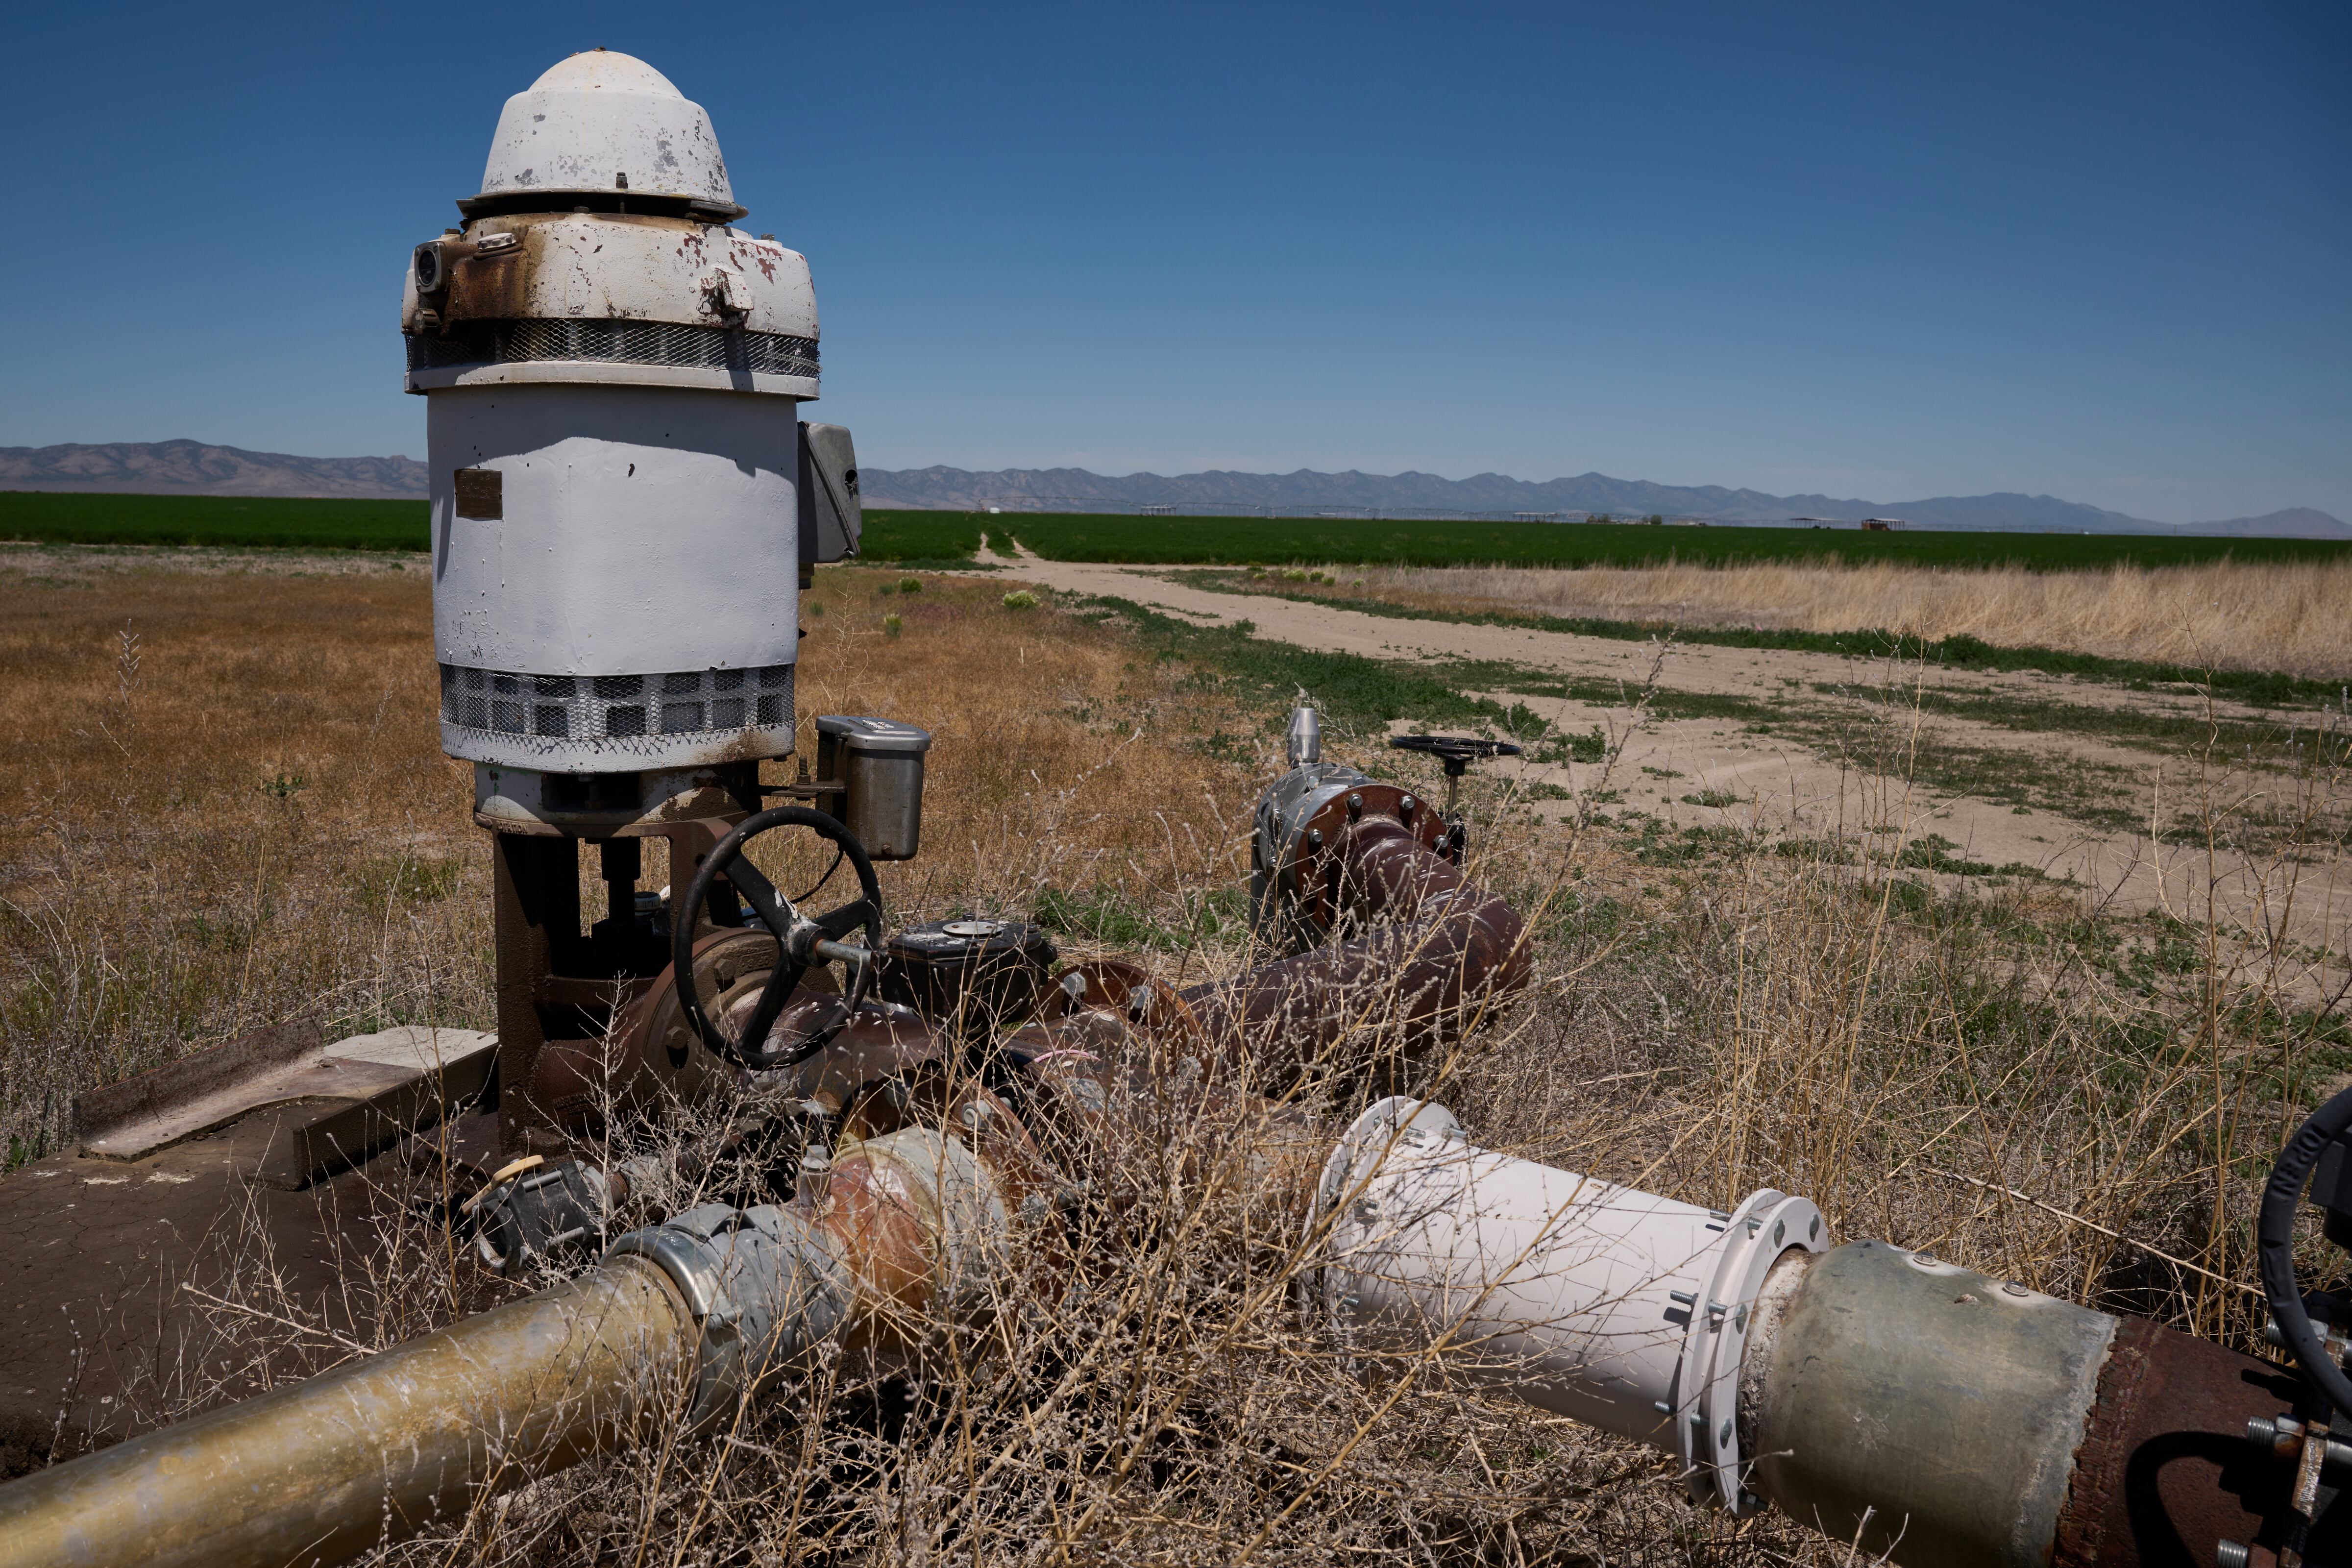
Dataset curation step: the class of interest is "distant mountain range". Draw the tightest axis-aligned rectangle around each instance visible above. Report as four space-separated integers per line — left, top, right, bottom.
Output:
863 464 2350 539
4 441 2343 539
1 441 427 500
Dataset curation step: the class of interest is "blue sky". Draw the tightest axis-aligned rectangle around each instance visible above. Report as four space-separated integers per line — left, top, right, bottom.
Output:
0 2 2344 522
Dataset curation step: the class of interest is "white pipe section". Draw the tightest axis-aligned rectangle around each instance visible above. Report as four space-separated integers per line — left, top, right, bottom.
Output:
1312 1097 1826 1511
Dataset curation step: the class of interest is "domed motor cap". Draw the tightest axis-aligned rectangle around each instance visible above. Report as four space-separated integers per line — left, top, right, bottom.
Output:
464 49 747 220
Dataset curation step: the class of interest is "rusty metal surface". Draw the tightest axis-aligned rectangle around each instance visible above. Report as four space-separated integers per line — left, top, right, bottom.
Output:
493 832 574 1152
760 1081 1058 1374
404 215 815 341
1037 957 1206 1050
2054 1315 2336 1568
500 818 754 1151
471 766 759 839
1184 817 1530 1090
1261 781 1449 946
535 932 947 1138
1012 1018 1326 1243
532 926 771 1131
776 1005 948 1114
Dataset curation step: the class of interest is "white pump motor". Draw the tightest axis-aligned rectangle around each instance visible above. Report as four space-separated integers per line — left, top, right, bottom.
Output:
403 50 858 779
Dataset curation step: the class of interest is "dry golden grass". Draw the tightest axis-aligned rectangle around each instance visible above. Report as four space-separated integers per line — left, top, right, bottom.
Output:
0 550 478 1161
4 548 2349 1564
793 569 1258 942
1320 556 2352 678
0 551 1258 1161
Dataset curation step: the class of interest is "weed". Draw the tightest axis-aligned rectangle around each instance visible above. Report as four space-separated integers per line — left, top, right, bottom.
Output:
1894 833 1998 877
1178 567 2352 695
3 557 2347 1567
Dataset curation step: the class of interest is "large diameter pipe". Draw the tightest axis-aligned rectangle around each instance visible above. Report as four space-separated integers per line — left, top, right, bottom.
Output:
1310 1103 2323 1564
1743 1241 2115 1568
1313 1097 1825 1511
0 1113 1029 1568
1743 1241 2314 1568
0 1257 696 1568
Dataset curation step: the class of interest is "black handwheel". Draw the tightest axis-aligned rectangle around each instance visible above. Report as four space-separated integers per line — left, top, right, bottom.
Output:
1387 734 1522 777
2257 1081 2352 1415
672 806 884 1070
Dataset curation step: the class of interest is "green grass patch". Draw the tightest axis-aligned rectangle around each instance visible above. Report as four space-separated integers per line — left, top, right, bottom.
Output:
1031 885 1247 950
884 509 2352 574
0 493 1015 565
860 510 986 564
1079 596 1515 738
1888 685 2349 760
1 491 428 551
1894 833 2000 877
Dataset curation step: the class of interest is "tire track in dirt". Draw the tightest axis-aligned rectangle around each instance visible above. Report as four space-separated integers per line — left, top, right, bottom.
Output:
988 556 2351 977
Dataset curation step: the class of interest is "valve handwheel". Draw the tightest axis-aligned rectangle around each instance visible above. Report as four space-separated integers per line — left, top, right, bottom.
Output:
2257 1080 2352 1417
1386 733 1523 778
1387 734 1524 858
672 806 884 1069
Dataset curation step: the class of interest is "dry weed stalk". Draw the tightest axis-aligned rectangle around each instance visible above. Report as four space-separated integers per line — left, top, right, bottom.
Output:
1330 555 2352 679
5 560 2348 1565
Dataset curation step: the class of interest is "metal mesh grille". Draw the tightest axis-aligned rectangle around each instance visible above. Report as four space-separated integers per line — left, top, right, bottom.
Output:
440 662 793 740
407 320 819 378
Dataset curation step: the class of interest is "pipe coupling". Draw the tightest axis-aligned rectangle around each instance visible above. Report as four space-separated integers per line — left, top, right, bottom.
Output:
606 1201 851 1428
1743 1240 2118 1568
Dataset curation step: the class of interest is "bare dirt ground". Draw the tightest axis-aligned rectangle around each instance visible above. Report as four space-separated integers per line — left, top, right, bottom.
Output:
990 555 2352 986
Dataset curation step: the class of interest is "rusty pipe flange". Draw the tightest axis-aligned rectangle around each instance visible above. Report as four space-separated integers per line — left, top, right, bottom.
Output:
936 1083 1070 1294
2053 1313 2320 1568
532 927 786 1134
1257 778 1449 950
1673 1189 1828 1513
1038 959 1204 1050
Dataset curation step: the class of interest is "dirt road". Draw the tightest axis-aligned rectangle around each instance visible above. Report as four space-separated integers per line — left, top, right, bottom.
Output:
990 556 2351 974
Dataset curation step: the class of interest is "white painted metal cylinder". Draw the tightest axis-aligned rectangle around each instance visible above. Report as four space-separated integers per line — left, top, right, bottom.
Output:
410 49 816 779
1313 1098 1825 1511
428 383 800 772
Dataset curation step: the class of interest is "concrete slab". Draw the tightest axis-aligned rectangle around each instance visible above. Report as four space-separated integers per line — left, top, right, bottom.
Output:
78 1025 498 1172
